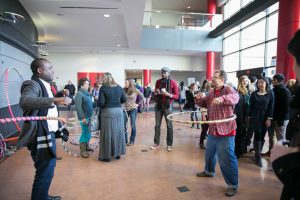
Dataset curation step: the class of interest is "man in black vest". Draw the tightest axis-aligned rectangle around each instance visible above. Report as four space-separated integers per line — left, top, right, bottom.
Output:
17 58 72 200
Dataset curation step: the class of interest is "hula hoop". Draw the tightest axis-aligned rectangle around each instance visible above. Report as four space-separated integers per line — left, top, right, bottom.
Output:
167 111 236 124
4 67 24 132
61 131 100 157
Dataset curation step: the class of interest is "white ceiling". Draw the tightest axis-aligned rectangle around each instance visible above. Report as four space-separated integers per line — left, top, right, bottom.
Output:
19 0 209 56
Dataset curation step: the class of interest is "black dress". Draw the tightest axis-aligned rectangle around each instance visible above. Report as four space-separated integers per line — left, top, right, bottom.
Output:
249 91 274 133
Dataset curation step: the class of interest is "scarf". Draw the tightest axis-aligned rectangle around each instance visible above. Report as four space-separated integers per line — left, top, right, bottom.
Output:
31 75 56 160
157 78 171 110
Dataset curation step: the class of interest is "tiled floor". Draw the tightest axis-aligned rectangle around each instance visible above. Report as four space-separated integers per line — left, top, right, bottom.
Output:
0 109 282 200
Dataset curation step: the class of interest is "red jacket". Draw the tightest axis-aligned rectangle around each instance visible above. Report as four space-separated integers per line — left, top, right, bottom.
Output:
196 85 239 136
155 78 179 105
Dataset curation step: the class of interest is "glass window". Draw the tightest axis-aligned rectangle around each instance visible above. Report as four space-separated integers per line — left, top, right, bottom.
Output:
224 26 240 37
241 12 266 28
228 0 241 18
223 32 240 55
266 40 277 66
223 52 240 72
267 12 278 40
241 44 265 69
224 3 229 20
242 0 253 7
268 2 279 14
241 19 266 49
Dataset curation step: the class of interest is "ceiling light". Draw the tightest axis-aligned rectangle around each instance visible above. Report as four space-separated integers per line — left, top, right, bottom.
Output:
155 25 160 29
104 14 110 18
116 44 121 47
187 6 191 9
0 12 25 23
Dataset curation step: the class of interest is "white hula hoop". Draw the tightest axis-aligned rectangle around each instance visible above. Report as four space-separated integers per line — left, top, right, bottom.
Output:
167 111 236 124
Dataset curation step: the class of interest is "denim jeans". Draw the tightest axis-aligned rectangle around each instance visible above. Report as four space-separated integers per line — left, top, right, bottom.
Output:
79 118 91 143
124 109 137 144
30 132 56 200
204 134 238 188
154 104 173 146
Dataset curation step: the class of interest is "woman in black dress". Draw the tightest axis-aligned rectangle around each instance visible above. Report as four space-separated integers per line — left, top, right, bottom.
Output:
248 77 274 167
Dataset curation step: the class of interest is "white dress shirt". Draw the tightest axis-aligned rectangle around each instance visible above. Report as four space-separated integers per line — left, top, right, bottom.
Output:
40 79 59 132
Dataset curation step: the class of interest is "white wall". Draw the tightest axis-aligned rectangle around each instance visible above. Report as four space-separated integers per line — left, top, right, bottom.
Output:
47 53 207 90
0 41 34 107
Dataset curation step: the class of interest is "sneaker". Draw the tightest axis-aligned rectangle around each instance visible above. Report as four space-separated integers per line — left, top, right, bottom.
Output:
126 142 134 146
195 171 212 177
166 146 172 152
150 144 160 150
225 188 237 197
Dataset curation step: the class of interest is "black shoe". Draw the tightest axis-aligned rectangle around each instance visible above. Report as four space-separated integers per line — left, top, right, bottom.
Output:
115 156 121 159
99 158 110 162
48 195 61 200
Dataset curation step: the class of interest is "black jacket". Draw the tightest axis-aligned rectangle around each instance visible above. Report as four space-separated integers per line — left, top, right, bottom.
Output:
273 84 291 121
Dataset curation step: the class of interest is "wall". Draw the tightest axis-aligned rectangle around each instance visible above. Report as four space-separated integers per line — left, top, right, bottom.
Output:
47 53 207 90
0 41 34 138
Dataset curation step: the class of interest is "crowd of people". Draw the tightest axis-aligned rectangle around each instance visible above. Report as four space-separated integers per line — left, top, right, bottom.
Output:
16 29 300 199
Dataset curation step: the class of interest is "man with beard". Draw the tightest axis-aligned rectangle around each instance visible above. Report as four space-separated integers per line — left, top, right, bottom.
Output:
150 67 178 152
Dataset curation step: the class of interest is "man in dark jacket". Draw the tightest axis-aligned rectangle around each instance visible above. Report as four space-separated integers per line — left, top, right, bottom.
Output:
17 58 72 200
271 29 300 200
263 74 291 157
150 67 179 152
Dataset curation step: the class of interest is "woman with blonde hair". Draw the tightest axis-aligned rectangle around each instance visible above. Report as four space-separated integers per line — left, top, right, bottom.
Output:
123 79 144 145
97 73 127 162
234 75 250 158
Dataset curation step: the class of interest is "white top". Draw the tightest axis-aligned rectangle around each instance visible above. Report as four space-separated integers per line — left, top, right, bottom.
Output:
179 86 188 99
40 78 59 132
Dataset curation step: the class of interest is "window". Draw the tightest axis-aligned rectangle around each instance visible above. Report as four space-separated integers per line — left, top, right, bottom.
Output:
223 53 240 72
242 0 253 7
224 26 240 37
240 44 265 69
266 40 277 66
267 13 278 40
241 19 266 49
268 2 279 14
224 32 240 55
241 12 266 28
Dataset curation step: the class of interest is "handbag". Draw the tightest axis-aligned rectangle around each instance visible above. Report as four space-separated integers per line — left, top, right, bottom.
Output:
90 108 100 132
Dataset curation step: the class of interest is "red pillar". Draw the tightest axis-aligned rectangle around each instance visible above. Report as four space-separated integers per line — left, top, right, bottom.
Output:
206 0 216 80
143 69 151 86
207 52 215 80
276 0 300 80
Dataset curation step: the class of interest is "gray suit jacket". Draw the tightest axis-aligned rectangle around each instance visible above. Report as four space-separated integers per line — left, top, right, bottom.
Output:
16 80 54 149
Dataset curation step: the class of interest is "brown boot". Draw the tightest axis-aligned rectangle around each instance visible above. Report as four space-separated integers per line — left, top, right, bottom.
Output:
80 143 89 158
86 143 94 152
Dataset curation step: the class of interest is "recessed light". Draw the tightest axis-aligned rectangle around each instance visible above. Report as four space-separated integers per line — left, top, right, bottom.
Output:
104 14 110 18
187 6 191 9
116 44 121 47
155 25 160 29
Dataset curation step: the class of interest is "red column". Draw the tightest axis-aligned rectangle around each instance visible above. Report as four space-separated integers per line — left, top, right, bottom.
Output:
206 0 216 80
207 52 215 80
143 69 151 86
276 0 300 80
